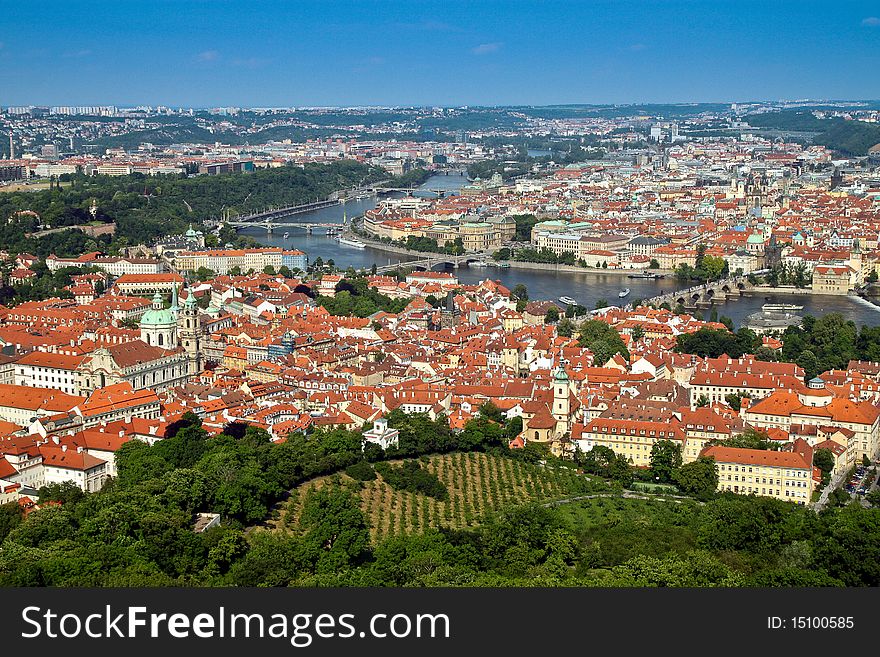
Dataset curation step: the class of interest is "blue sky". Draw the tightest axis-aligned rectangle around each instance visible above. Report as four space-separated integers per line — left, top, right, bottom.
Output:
2 0 879 107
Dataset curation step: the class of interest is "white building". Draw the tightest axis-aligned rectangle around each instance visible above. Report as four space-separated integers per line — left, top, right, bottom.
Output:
362 418 399 450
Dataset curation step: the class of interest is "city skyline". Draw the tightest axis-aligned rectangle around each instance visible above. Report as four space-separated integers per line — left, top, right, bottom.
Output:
2 0 880 106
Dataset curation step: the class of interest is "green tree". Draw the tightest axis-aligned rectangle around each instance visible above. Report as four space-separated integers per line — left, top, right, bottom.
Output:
813 448 835 476
650 440 683 483
673 457 718 501
544 306 560 324
557 317 575 337
577 320 628 366
725 393 746 411
298 487 371 574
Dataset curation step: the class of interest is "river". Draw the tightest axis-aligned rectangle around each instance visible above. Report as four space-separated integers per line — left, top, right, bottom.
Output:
241 174 880 329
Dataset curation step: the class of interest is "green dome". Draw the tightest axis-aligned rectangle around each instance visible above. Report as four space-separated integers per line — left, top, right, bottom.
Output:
140 292 176 327
140 307 175 327
554 365 569 383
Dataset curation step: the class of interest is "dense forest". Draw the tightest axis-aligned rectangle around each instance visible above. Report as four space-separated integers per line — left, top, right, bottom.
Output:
2 408 879 587
0 161 387 256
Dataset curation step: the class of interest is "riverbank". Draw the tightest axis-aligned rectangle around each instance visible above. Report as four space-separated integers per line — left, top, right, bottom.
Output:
742 286 816 296
501 260 675 277
346 229 675 277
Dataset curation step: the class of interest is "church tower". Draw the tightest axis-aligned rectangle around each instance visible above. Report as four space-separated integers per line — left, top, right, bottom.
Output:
178 288 202 376
552 362 571 433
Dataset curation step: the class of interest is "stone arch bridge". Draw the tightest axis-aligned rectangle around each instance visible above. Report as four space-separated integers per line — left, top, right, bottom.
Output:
645 277 754 308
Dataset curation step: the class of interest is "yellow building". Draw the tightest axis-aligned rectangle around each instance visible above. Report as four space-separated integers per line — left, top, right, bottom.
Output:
701 445 813 504
583 417 685 467
812 265 852 295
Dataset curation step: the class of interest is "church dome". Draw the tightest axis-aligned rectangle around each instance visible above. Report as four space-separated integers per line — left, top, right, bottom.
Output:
140 292 176 327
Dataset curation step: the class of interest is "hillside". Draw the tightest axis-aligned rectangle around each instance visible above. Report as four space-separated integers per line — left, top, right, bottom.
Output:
279 451 595 540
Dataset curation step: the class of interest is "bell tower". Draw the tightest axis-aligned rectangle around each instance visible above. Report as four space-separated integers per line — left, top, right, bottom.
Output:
178 287 202 376
552 361 571 433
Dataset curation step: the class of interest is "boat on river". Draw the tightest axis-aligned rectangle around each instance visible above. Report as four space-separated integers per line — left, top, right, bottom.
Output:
337 236 366 249
559 296 577 305
618 288 631 298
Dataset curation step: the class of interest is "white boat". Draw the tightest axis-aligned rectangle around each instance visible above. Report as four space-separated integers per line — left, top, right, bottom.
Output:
283 232 289 239
618 288 631 298
337 236 366 249
559 296 577 305
762 303 803 313
470 261 489 268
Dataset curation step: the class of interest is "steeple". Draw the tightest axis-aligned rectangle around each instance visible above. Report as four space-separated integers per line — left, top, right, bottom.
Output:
170 284 180 318
151 291 163 309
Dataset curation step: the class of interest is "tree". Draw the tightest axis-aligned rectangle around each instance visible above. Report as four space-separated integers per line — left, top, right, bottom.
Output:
595 298 608 310
298 487 371 574
577 320 628 366
544 306 560 324
511 284 528 302
478 401 505 424
673 457 718 500
813 448 835 476
263 265 276 275
36 481 85 506
0 502 22 543
868 269 879 284
695 395 709 408
701 255 727 281
649 259 660 269
557 317 575 337
631 326 645 342
195 266 214 281
650 440 683 483
725 393 746 411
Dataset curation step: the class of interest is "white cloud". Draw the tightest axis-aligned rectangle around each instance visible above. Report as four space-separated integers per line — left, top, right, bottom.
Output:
472 42 502 55
862 16 880 26
196 50 220 62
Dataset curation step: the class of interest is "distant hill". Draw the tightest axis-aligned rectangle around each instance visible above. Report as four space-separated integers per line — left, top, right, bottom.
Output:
745 110 880 156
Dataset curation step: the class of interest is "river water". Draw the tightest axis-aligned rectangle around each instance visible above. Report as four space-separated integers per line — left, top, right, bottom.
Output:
241 174 880 329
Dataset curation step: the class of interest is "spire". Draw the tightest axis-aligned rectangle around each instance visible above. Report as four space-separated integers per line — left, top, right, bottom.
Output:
170 284 180 313
152 291 163 309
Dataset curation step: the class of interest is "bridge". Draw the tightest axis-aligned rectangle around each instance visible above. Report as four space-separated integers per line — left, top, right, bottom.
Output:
374 254 488 273
226 220 344 234
374 187 453 198
644 276 754 308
